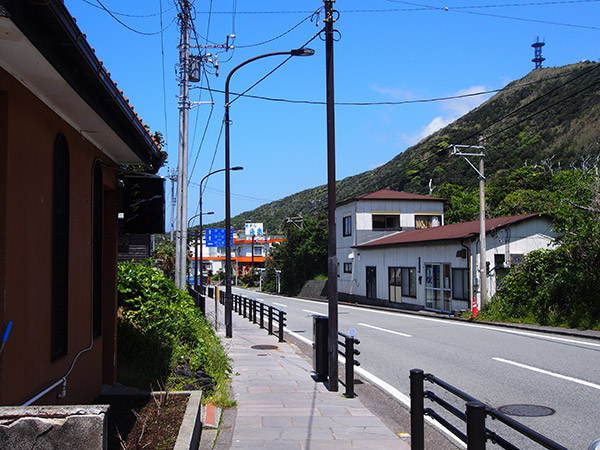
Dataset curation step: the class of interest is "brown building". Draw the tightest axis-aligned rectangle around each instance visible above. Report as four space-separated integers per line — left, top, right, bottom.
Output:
0 1 165 405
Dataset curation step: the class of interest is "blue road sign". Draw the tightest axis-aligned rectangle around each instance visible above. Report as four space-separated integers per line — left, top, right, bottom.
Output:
206 228 234 247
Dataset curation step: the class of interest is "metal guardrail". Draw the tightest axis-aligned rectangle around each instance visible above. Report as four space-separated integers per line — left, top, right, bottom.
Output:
206 289 287 342
410 369 569 450
337 331 360 398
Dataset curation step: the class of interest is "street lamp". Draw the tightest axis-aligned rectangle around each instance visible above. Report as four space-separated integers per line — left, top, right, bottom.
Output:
224 47 315 338
198 166 243 328
187 212 214 287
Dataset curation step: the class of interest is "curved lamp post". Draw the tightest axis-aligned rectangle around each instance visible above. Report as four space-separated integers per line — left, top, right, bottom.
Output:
197 166 243 328
224 47 315 338
187 211 214 287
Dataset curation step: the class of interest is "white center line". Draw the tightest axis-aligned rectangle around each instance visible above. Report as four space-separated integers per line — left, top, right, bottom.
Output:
493 357 600 391
359 322 412 338
273 302 287 307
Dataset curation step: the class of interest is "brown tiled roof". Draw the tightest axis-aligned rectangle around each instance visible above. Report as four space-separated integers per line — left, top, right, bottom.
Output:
337 189 445 206
355 213 543 248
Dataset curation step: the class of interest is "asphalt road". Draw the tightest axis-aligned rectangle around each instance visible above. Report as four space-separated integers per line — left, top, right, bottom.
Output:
228 287 600 450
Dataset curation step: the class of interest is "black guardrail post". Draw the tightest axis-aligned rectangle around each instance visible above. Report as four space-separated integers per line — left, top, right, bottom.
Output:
268 306 273 335
259 303 264 329
466 401 487 450
278 309 285 342
340 334 360 398
410 369 425 450
253 299 258 324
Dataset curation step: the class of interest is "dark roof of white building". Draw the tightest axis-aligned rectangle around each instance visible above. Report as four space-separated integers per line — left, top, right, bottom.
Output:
355 213 546 249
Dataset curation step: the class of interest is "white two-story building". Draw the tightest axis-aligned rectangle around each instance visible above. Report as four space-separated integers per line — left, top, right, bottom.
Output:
336 189 558 314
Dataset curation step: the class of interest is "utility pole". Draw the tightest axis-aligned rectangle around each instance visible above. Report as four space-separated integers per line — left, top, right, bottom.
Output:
175 0 191 288
324 0 339 392
168 168 177 241
450 144 487 310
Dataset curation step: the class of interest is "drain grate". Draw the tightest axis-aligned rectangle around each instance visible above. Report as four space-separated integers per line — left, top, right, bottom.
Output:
497 404 555 417
251 345 278 350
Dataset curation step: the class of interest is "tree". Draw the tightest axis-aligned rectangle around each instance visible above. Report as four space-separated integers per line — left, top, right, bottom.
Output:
484 166 600 329
269 215 328 295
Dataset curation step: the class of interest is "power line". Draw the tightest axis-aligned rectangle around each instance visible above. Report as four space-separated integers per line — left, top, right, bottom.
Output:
458 63 600 144
159 0 169 149
189 184 277 204
385 0 600 30
81 0 177 17
188 70 216 183
194 65 596 107
92 0 177 35
235 12 316 48
229 29 322 106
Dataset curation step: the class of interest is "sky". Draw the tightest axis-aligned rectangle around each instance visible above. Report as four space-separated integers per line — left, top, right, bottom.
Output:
63 0 600 232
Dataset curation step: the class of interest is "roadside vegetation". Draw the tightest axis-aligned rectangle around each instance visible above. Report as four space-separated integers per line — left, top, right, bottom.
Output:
264 215 328 295
116 261 234 406
440 164 600 330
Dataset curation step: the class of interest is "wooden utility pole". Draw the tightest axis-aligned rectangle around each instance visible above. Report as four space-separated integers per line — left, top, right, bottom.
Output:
324 0 338 392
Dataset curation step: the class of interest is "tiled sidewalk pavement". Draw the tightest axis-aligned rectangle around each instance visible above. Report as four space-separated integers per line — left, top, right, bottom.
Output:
219 309 410 450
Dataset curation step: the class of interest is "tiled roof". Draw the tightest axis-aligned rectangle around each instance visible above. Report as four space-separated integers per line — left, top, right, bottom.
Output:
355 213 543 248
338 189 444 206
357 189 444 201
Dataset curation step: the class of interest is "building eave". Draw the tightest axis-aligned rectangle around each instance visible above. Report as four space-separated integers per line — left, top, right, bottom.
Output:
0 0 164 170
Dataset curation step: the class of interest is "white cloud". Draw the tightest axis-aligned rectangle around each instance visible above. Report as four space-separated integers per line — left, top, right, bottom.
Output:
399 85 491 146
371 83 420 100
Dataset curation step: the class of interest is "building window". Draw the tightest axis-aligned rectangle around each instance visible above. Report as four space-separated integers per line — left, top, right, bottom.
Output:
342 215 352 236
253 245 264 257
425 263 451 311
389 267 416 302
92 161 103 338
366 266 377 299
372 214 400 231
343 262 352 273
52 133 70 361
452 268 469 301
415 215 441 229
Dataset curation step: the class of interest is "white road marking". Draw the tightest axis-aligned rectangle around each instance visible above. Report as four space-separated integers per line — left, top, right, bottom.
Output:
493 357 600 391
273 302 287 307
358 322 412 338
284 327 466 448
338 304 600 348
235 288 600 348
303 309 325 316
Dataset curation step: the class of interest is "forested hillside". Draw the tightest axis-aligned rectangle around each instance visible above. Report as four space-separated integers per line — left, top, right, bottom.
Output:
217 61 600 232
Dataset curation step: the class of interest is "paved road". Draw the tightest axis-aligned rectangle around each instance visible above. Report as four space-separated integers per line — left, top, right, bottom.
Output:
229 287 600 450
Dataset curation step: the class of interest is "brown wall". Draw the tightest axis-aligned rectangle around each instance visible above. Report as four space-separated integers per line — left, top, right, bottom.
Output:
0 67 119 405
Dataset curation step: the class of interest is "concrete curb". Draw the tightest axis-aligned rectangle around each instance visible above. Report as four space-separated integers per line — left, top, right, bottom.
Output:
173 391 203 450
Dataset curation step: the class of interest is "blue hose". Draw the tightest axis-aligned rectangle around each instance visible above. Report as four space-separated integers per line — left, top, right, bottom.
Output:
2 321 12 343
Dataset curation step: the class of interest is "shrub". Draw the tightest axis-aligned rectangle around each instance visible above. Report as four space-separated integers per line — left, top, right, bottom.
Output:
117 261 233 405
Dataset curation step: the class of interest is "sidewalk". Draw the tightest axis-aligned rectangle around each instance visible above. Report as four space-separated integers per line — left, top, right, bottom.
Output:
206 305 410 449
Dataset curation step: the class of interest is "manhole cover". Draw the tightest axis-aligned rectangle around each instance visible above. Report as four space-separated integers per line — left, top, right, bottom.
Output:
251 345 278 350
497 404 555 417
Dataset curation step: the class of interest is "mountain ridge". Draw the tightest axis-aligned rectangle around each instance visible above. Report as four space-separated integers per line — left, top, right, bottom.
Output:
210 61 600 233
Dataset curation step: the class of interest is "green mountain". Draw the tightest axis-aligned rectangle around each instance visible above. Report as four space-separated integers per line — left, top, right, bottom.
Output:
220 61 600 233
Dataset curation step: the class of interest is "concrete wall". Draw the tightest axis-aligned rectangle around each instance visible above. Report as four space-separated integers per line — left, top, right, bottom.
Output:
0 405 108 450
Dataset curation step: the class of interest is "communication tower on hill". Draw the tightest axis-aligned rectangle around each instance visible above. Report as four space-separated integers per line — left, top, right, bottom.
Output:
532 37 546 69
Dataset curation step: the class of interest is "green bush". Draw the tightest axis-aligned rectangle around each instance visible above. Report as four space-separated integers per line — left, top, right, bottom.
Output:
481 246 600 330
117 261 233 405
